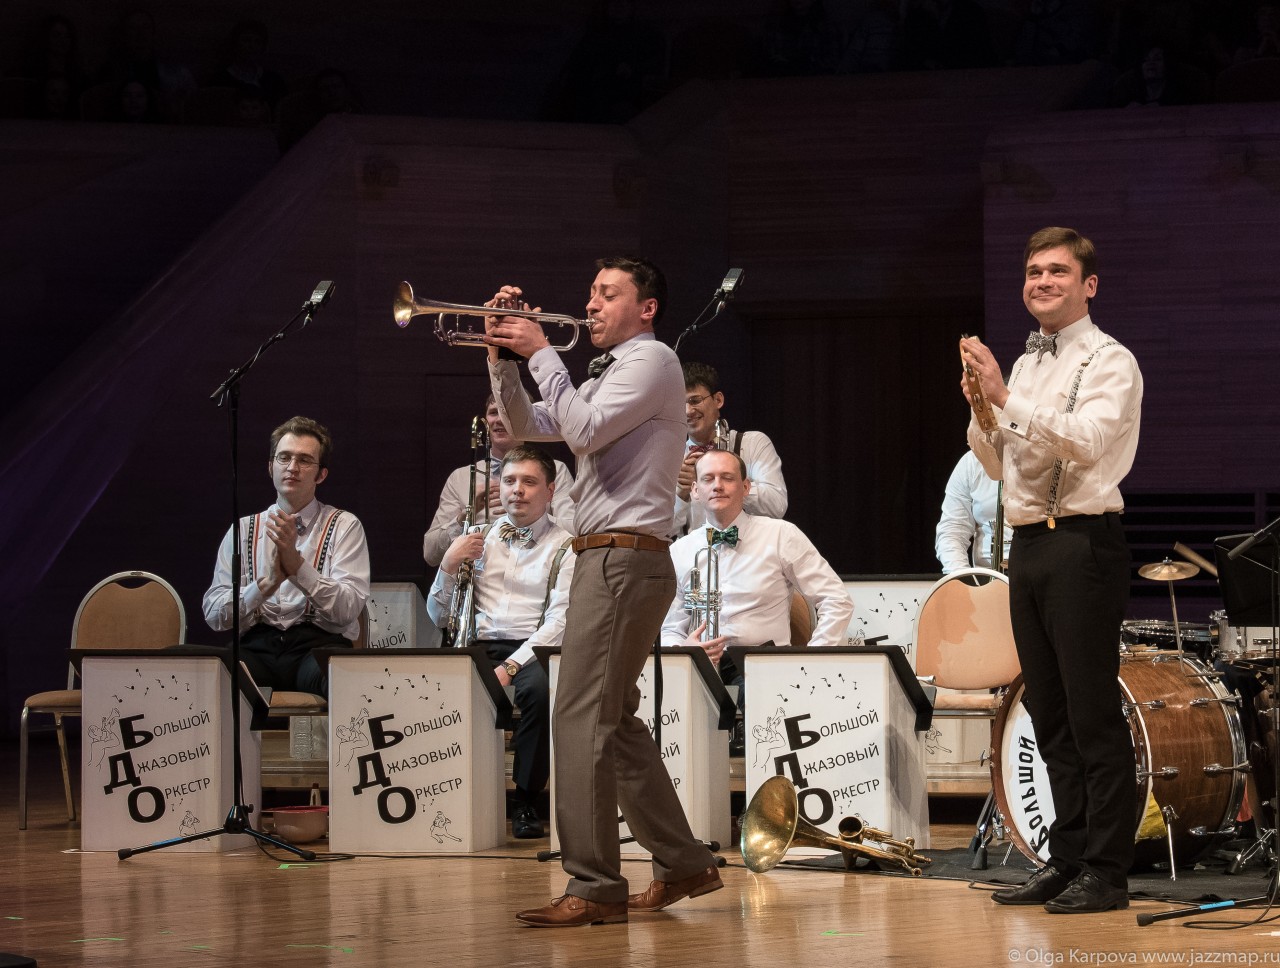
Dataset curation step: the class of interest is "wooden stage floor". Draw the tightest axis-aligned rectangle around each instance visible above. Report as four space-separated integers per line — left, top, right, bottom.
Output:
7 735 1280 968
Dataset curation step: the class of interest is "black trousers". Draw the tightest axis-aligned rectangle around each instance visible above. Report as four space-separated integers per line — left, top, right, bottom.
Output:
239 621 352 695
480 639 549 799
1008 512 1135 886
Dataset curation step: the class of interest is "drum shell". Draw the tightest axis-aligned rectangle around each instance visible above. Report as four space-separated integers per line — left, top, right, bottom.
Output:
992 653 1245 869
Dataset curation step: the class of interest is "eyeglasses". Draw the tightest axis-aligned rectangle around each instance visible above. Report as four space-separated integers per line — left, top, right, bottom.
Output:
685 393 712 408
274 453 319 468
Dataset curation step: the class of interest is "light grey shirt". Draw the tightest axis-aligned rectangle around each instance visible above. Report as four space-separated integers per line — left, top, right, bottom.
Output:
489 332 685 538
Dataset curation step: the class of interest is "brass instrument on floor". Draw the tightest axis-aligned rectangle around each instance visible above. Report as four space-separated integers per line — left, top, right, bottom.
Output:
444 416 489 648
684 527 722 641
394 281 591 352
740 775 931 877
960 334 997 433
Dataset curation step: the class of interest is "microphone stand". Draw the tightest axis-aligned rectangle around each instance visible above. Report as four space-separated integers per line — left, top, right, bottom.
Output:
119 284 333 860
672 269 744 356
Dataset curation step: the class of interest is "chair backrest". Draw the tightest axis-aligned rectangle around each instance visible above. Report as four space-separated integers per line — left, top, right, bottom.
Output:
71 571 186 652
913 567 1019 691
788 591 814 647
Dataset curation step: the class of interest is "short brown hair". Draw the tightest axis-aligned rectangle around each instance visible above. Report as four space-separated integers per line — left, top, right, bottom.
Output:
500 445 555 485
596 255 667 326
1024 226 1097 280
270 416 332 467
694 448 748 481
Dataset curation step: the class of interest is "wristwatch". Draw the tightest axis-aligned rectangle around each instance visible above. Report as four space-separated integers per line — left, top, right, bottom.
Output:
502 660 521 678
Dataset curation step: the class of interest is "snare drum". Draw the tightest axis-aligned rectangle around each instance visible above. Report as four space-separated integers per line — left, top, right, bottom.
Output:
1121 620 1218 662
992 652 1246 869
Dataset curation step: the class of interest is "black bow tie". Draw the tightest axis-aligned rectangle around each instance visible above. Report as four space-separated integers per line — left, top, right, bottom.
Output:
1026 331 1058 360
587 352 615 379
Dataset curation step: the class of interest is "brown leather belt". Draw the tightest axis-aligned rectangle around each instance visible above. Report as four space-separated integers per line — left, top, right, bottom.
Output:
571 531 670 554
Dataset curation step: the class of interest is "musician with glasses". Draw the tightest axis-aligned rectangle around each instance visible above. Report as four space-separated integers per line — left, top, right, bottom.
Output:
202 415 370 696
423 393 575 567
425 445 573 840
662 449 851 713
485 255 722 928
674 361 787 535
961 226 1143 915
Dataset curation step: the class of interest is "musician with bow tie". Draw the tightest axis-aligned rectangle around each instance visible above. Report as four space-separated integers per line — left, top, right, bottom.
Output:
959 226 1143 915
422 393 575 568
425 445 573 840
661 449 852 707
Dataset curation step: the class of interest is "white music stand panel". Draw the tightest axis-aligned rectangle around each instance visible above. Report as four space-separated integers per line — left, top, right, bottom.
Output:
81 652 261 852
738 647 930 852
327 651 507 854
545 650 731 855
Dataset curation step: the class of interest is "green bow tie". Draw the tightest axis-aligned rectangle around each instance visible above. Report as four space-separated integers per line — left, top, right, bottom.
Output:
710 526 739 547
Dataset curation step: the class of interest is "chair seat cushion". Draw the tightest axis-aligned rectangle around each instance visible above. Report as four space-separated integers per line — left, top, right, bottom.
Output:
269 691 327 714
24 690 82 712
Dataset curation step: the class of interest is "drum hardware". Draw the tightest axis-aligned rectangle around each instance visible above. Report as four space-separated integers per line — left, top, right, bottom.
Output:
1137 766 1179 781
1202 762 1252 776
1161 804 1179 880
1128 698 1166 710
393 281 592 352
1189 824 1238 838
1137 557 1201 673
740 775 931 876
1190 695 1242 708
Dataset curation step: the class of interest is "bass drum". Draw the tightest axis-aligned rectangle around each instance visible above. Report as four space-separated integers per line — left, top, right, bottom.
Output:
991 653 1246 869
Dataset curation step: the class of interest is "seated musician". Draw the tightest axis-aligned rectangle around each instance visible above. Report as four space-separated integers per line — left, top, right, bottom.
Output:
673 362 787 535
202 416 370 696
425 445 573 839
934 450 1011 573
661 449 852 725
423 393 575 567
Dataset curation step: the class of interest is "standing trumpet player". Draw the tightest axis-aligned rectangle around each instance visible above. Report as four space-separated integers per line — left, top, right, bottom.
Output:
662 450 851 708
960 226 1143 914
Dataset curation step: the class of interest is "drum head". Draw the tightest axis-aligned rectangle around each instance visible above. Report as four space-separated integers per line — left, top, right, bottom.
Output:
915 567 1019 691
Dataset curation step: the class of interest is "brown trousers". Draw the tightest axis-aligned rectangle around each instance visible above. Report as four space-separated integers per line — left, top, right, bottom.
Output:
554 545 714 902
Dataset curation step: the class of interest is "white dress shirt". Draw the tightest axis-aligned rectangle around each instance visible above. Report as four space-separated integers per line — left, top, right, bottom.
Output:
935 451 1010 573
968 315 1143 527
202 499 370 641
422 457 575 566
426 512 575 671
673 427 788 534
490 332 685 537
661 511 852 649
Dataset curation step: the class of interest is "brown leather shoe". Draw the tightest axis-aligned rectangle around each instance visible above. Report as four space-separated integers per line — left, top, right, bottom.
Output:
515 894 627 928
628 865 724 912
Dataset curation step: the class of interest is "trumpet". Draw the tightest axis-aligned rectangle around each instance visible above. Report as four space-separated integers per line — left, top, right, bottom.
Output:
684 527 722 641
740 775 931 877
443 416 489 648
712 418 730 451
960 334 997 433
394 281 591 352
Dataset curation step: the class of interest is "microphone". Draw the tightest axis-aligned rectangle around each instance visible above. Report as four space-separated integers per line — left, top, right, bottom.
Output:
716 268 744 301
304 280 335 313
1228 515 1280 561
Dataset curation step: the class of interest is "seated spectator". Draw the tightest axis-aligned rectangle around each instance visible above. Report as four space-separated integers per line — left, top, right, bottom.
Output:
97 9 195 122
208 19 289 111
1110 44 1207 106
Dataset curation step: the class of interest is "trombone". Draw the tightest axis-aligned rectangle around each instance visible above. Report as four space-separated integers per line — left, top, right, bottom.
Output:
394 281 592 352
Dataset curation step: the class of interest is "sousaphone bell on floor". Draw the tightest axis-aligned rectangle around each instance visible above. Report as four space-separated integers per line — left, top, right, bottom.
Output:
740 775 931 877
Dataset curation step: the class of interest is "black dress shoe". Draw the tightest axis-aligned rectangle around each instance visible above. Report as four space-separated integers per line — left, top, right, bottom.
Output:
512 802 545 839
1044 871 1128 914
992 865 1074 905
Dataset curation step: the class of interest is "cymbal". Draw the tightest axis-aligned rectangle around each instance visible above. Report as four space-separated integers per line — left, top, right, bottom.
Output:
1138 559 1200 581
